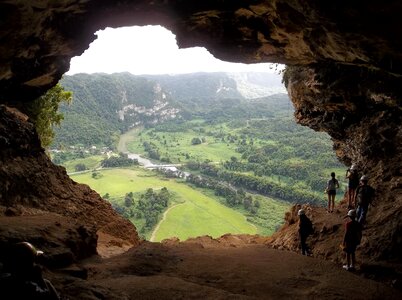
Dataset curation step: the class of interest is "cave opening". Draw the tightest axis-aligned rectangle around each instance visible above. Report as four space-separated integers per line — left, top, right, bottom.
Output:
52 25 345 246
1 2 401 298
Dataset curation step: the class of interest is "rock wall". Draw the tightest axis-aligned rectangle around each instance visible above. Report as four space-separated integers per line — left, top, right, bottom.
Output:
283 64 402 260
0 105 140 253
1 1 402 104
0 1 401 261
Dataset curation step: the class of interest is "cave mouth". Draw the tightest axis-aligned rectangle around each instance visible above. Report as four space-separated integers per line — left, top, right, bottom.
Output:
0 0 400 268
51 26 346 246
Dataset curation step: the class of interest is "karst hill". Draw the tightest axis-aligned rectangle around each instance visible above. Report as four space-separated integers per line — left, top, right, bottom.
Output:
0 1 401 299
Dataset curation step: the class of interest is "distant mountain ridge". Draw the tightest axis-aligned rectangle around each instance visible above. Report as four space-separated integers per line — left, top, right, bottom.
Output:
55 72 286 147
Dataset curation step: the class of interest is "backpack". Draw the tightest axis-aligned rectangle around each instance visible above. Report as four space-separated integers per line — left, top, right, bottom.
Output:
348 171 359 187
353 221 363 245
346 220 362 246
309 219 314 235
299 215 314 236
357 185 375 206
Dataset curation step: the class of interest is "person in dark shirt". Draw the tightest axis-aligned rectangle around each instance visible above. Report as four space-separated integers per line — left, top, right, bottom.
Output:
354 175 375 225
298 209 314 256
342 209 362 271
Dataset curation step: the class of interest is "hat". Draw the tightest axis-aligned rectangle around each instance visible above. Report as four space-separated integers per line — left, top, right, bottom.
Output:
10 242 43 271
344 209 356 219
360 175 368 181
350 164 357 171
298 209 305 216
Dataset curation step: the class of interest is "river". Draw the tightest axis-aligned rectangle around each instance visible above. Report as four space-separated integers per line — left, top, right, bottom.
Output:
120 127 188 175
126 153 154 168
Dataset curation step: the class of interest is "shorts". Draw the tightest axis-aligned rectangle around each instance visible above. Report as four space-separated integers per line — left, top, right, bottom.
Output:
328 189 336 196
344 245 357 254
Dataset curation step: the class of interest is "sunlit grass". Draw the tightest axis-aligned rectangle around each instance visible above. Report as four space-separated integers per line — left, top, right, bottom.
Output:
62 155 104 173
70 168 259 241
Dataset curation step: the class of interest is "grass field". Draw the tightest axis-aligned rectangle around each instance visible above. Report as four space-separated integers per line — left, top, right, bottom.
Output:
70 168 263 241
62 155 105 173
126 123 243 163
151 184 257 242
191 186 289 236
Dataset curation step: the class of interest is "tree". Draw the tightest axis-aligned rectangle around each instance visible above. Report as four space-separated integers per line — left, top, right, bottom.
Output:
191 137 202 145
124 192 134 207
74 163 87 172
24 84 72 148
243 196 252 210
101 154 138 168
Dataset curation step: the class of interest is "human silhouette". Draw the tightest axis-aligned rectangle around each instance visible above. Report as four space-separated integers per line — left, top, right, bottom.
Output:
0 242 60 300
345 164 359 209
354 175 375 224
298 209 313 255
342 209 362 271
326 172 340 213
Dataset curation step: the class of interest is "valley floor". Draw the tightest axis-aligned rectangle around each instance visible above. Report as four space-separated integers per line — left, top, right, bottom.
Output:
54 241 400 300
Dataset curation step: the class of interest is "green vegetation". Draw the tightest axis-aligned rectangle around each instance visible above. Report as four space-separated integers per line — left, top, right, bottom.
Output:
100 152 138 168
61 155 104 173
152 195 256 242
55 72 344 241
56 72 280 148
70 168 285 240
24 84 72 148
56 72 242 148
125 95 343 205
114 187 170 235
128 124 241 163
51 146 107 173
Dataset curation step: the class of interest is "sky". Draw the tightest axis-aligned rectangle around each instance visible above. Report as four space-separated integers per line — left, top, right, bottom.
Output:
67 26 282 75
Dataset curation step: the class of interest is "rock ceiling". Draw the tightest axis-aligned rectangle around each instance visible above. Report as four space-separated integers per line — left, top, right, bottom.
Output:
0 0 401 261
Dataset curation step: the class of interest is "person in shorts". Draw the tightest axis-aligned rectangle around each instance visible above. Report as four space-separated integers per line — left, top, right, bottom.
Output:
345 164 359 209
326 172 339 213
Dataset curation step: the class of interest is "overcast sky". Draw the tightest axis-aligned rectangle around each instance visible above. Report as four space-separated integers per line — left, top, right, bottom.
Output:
67 26 282 75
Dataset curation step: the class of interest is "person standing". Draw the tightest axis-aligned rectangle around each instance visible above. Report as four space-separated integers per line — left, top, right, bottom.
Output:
298 209 313 256
354 175 375 224
326 172 340 213
345 164 359 209
342 209 362 271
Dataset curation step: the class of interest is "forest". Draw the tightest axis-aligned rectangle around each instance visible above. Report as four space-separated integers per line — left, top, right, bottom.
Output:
126 93 343 205
54 72 344 239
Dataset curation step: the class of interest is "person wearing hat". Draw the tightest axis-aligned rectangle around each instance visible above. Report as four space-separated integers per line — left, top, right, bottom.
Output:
298 209 314 256
0 242 60 299
354 175 375 224
345 164 359 209
342 209 362 271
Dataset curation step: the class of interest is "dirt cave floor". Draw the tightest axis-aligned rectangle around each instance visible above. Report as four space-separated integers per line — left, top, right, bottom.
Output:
1 207 401 300
50 241 401 300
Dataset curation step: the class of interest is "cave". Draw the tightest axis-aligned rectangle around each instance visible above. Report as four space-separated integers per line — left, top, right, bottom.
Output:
0 1 401 298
